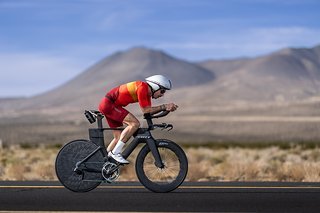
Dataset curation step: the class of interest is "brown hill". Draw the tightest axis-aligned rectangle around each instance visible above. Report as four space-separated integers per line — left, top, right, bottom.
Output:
3 47 214 111
196 45 320 103
1 45 320 144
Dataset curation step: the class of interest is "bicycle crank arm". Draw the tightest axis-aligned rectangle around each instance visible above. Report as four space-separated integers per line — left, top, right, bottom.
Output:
104 165 120 175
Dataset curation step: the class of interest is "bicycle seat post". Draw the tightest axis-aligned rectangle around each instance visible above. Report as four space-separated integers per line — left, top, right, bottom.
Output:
97 114 103 129
87 111 107 156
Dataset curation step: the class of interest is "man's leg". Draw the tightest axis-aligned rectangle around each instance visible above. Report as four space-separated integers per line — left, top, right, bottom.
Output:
107 130 121 152
120 113 140 142
112 113 140 154
110 113 140 164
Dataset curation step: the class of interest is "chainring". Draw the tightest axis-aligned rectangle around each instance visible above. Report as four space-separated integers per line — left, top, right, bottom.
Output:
102 162 120 183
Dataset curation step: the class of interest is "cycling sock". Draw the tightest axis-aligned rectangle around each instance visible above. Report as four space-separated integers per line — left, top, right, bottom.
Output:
112 140 126 154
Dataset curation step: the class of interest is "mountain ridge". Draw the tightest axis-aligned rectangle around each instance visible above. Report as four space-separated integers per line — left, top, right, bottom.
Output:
2 44 320 144
196 44 320 103
1 47 215 110
1 44 320 110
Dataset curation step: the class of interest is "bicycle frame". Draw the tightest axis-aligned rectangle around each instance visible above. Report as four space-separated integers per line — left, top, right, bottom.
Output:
57 110 188 192
123 129 164 168
86 113 165 168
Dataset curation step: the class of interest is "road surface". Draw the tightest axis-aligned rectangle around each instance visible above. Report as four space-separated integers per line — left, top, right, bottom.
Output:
0 181 320 212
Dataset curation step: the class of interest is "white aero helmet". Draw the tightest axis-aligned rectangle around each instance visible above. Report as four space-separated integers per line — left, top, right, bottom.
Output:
145 75 172 92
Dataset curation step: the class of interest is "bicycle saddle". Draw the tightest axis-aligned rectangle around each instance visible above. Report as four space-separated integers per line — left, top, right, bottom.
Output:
84 110 104 124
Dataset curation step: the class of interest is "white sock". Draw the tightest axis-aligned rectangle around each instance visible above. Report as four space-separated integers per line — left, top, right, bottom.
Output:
112 140 126 155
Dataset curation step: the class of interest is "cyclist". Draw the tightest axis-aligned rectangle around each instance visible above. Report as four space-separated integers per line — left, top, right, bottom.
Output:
98 75 178 164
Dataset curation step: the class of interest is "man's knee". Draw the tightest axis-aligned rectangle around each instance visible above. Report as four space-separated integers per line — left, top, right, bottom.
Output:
131 120 140 130
124 113 140 130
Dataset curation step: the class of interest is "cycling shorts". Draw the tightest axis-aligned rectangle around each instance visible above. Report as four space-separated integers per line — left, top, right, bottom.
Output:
98 97 129 128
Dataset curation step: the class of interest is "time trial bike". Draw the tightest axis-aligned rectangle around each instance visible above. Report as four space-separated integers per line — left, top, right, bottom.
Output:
55 110 188 193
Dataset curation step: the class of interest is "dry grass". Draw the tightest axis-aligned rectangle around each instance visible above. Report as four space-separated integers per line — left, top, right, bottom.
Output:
187 146 320 182
1 144 320 182
0 144 57 180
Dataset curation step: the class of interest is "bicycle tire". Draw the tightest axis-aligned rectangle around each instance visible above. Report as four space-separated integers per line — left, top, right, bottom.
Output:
55 139 104 192
135 139 188 192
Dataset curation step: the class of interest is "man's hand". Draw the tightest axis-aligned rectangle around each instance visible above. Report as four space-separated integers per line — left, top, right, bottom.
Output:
165 103 178 112
142 103 178 114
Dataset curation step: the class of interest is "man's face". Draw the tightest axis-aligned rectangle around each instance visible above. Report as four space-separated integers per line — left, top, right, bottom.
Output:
153 89 166 99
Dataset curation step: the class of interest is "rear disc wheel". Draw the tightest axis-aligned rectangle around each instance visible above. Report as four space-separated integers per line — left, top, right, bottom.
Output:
55 140 104 192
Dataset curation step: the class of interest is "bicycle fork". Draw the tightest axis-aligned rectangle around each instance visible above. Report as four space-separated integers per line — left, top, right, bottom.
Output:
74 131 165 175
146 139 165 168
122 133 165 169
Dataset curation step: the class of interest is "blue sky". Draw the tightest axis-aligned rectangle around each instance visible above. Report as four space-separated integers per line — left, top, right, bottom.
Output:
0 0 320 97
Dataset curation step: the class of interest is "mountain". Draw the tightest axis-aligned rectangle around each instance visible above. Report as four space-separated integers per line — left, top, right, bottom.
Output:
2 44 320 144
196 44 320 104
2 44 320 111
3 47 214 111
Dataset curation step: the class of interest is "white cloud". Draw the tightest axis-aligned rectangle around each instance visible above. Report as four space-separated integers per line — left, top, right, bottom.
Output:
0 52 88 97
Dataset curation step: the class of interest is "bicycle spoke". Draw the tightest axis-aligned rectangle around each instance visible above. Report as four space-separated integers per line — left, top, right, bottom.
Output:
143 151 180 182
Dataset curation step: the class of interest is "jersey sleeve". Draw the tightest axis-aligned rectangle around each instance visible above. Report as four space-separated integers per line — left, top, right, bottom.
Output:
137 82 151 108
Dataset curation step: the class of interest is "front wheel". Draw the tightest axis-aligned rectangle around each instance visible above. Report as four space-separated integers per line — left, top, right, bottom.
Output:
136 139 188 192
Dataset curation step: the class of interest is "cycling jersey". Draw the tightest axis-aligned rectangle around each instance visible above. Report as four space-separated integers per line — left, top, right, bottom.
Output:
99 81 151 128
106 81 151 108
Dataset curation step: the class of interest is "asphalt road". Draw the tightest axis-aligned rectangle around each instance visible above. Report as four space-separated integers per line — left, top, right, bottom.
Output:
1 181 320 212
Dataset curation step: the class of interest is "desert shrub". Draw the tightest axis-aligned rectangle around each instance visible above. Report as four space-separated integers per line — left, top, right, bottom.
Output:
0 144 320 182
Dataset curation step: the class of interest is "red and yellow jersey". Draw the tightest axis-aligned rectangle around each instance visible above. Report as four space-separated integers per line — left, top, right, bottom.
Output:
106 81 151 108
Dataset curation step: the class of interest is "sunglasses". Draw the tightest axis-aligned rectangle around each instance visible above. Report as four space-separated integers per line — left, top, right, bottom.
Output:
160 89 166 94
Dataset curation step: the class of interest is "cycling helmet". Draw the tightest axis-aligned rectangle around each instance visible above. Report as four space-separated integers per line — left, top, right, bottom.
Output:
145 75 172 92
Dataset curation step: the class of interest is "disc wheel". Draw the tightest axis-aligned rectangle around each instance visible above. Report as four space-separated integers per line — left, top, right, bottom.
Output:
136 139 188 192
55 140 104 192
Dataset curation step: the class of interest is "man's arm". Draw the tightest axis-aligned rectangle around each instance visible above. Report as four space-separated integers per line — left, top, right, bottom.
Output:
141 103 178 115
141 104 166 115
